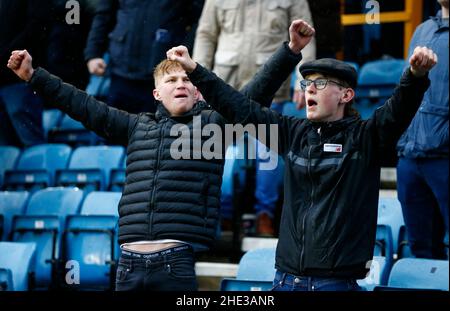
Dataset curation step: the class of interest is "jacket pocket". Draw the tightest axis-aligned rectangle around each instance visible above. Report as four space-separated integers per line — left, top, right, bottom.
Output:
216 0 240 33
263 0 292 34
108 27 128 61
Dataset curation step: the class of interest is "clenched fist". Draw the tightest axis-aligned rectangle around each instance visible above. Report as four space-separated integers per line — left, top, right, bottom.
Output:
409 46 438 77
7 50 34 82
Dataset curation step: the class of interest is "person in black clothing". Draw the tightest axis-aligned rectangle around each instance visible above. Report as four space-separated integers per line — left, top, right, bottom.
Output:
84 0 205 114
0 0 49 147
7 20 308 290
167 33 437 290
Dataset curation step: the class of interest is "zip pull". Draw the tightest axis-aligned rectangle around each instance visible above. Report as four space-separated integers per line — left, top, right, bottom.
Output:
317 127 321 135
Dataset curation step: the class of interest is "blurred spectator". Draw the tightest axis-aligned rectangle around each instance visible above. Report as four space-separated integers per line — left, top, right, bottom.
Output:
396 0 449 259
84 0 205 113
306 0 342 59
193 0 316 236
46 0 99 90
0 0 49 147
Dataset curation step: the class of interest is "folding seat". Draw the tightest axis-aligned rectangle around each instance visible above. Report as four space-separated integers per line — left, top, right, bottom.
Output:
376 197 405 259
397 225 414 259
56 146 125 192
375 258 449 291
221 248 275 291
3 144 71 192
0 191 30 241
357 256 389 290
0 146 20 189
354 59 407 119
0 242 37 291
10 188 83 288
62 191 121 290
48 114 103 147
42 109 63 140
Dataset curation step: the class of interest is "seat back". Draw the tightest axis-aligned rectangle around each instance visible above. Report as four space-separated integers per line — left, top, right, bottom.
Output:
282 102 306 118
62 191 121 289
58 146 124 191
4 144 71 191
0 268 13 291
42 109 63 139
221 248 276 291
11 188 83 288
0 242 36 290
377 196 405 257
387 258 449 290
357 256 389 290
48 114 102 147
0 191 29 240
0 147 20 188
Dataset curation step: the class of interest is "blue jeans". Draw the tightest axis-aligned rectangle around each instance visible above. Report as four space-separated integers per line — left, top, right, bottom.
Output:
0 83 44 147
108 74 156 114
115 244 198 291
397 157 449 259
271 270 363 291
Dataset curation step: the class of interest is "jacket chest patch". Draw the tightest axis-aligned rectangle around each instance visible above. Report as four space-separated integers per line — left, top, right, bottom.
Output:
323 144 343 153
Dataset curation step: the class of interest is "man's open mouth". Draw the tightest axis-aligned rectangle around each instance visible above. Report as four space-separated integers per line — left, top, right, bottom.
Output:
174 94 188 99
307 99 318 107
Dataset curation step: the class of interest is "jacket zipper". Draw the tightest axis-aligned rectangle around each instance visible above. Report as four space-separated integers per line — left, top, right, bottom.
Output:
148 119 167 238
300 127 322 271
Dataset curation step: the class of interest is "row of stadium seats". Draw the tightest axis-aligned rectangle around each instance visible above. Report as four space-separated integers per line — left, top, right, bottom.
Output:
0 189 120 290
220 248 449 291
0 145 125 193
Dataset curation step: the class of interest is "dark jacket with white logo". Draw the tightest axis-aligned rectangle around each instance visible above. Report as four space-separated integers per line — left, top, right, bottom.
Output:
28 43 301 248
189 55 430 277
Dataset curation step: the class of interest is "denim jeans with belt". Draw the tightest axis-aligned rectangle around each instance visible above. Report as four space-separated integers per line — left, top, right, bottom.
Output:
115 244 198 291
271 270 364 291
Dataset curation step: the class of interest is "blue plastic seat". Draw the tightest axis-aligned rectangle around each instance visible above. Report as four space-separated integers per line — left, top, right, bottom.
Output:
355 59 407 119
0 267 13 290
4 144 71 192
357 256 389 290
62 191 121 289
109 156 126 192
42 109 63 140
48 114 103 147
281 101 306 118
375 258 449 291
0 191 30 241
377 197 405 258
0 146 20 189
11 188 83 288
221 248 275 291
56 146 125 192
0 242 36 291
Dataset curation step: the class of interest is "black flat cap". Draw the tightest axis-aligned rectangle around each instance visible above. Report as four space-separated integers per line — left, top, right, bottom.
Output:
300 58 358 88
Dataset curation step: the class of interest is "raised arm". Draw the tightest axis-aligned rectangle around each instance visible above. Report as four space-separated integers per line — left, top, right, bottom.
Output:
7 50 132 146
240 20 313 107
370 46 437 158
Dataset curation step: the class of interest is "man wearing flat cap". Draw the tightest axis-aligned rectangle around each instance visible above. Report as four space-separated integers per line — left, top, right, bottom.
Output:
168 19 437 291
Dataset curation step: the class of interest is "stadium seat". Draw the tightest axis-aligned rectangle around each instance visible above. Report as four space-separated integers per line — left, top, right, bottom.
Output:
62 191 121 290
3 144 71 192
377 197 405 258
221 248 275 291
10 188 83 288
42 109 63 139
357 256 389 290
375 258 449 291
282 101 306 118
0 242 36 291
397 225 414 259
0 191 30 240
48 114 103 147
56 146 125 192
355 59 407 119
0 146 20 189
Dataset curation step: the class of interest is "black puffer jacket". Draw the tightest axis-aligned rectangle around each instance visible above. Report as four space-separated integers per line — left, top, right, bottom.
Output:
189 54 430 277
28 43 301 248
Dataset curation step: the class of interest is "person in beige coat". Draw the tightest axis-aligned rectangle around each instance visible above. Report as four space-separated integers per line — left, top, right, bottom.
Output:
193 0 316 236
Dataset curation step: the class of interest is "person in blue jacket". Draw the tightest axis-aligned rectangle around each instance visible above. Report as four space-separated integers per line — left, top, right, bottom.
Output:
396 0 449 259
